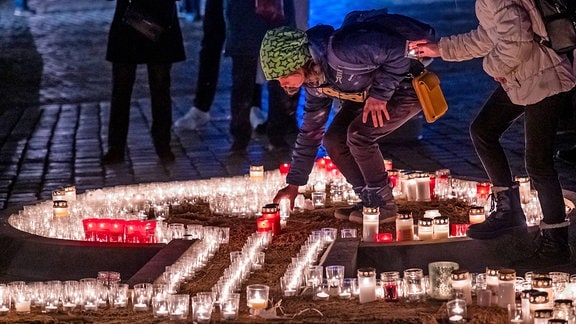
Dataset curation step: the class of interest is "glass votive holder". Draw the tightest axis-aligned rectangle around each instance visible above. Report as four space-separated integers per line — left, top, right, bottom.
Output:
192 296 213 324
340 228 357 238
322 227 338 243
219 293 240 321
246 284 269 316
168 294 190 320
0 284 9 315
446 299 467 323
152 295 169 318
325 265 345 296
9 281 31 314
305 265 324 288
313 281 330 301
381 271 401 302
62 280 80 312
311 191 327 208
132 283 152 312
109 283 129 308
252 251 265 271
403 268 425 302
339 278 356 299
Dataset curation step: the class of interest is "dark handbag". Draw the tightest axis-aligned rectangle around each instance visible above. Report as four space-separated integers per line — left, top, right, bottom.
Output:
123 0 165 42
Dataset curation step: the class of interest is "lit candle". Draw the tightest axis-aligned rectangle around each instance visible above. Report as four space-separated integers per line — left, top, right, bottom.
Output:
62 302 76 311
415 173 431 201
362 207 379 242
476 182 491 204
375 232 393 243
261 204 281 235
451 269 472 305
486 266 500 306
383 159 393 171
53 200 69 217
247 297 267 309
256 218 271 233
498 269 516 309
432 216 449 239
338 291 351 299
52 189 66 201
249 165 264 179
515 175 531 204
134 303 148 311
315 156 329 169
468 206 486 224
315 291 330 300
15 299 30 313
155 304 169 317
357 268 376 304
279 163 290 175
64 185 76 201
222 304 237 320
417 218 433 240
0 305 8 314
395 212 414 241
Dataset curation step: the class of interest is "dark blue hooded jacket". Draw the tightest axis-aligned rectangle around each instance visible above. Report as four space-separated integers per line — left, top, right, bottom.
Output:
286 23 413 186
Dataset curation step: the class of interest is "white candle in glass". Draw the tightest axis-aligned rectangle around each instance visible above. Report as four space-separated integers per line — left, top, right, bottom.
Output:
362 207 379 242
415 174 431 201
432 216 449 239
498 269 516 308
357 268 376 304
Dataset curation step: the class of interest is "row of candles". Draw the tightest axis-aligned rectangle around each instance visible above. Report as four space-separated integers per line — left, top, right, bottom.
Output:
8 157 551 243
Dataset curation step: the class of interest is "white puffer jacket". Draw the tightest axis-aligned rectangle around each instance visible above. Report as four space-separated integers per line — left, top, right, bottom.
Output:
438 0 575 105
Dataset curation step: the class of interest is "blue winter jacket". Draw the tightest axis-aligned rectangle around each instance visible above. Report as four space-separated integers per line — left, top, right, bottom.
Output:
286 24 412 186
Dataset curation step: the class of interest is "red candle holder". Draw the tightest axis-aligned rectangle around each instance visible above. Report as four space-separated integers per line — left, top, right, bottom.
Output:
125 220 150 243
315 156 329 169
429 175 436 200
375 232 393 243
82 218 98 241
279 163 291 175
476 182 491 201
261 204 281 236
95 218 112 242
325 159 337 172
450 223 471 237
109 219 126 242
256 218 272 233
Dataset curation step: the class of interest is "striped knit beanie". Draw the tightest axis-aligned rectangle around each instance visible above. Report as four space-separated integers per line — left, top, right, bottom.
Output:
260 26 311 80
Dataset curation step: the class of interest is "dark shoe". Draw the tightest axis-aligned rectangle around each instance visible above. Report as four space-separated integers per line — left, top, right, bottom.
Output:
230 140 249 152
157 150 175 162
513 222 572 270
349 184 398 224
102 150 124 164
14 8 36 16
466 184 527 240
334 202 363 221
556 147 576 166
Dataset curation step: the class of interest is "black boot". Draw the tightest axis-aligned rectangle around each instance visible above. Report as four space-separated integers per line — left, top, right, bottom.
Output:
334 186 363 221
466 184 527 240
102 147 125 164
349 184 397 224
513 222 572 270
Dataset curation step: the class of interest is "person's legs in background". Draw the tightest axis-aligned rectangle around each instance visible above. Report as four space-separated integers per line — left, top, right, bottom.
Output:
265 80 299 151
229 55 258 151
467 88 527 239
522 90 571 266
148 63 175 162
103 63 137 164
555 88 576 165
174 0 225 130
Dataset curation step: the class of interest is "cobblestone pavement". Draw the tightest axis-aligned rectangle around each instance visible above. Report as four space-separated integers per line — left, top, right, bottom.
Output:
0 0 575 210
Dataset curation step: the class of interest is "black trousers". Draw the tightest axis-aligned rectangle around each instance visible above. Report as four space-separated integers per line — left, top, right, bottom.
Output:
108 62 173 153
